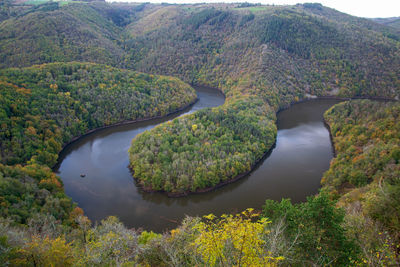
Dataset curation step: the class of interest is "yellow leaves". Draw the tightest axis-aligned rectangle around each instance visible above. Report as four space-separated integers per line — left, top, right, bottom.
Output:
99 83 107 89
49 83 58 91
170 228 180 239
275 256 285 261
204 213 216 221
241 208 259 218
39 176 62 189
192 124 198 131
16 86 31 95
14 236 74 267
193 209 282 266
259 217 271 225
138 231 162 245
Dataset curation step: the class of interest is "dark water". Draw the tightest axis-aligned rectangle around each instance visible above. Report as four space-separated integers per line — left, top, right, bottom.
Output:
56 86 340 232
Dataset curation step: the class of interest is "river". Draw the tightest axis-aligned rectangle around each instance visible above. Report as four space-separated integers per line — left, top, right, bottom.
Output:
56 86 341 231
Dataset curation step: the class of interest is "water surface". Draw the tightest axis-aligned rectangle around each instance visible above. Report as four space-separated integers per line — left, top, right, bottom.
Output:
56 87 340 231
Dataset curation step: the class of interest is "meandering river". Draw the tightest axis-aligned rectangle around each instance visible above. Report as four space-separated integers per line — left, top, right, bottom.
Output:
56 86 341 231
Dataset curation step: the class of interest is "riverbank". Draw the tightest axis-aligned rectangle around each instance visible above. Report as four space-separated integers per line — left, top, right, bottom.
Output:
57 96 342 231
53 97 198 170
278 94 398 113
131 142 277 197
132 94 398 198
55 84 230 167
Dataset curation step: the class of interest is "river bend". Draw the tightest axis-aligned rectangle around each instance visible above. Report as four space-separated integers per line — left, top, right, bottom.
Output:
56 86 340 231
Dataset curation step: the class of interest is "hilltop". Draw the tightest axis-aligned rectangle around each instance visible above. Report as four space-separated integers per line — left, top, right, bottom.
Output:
372 16 400 32
0 2 398 98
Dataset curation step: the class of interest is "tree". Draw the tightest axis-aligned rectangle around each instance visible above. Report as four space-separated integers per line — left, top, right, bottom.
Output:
194 209 284 266
14 236 75 267
263 192 359 265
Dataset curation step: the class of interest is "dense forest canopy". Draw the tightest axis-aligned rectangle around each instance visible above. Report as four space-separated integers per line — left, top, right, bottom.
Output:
0 1 399 265
0 62 196 166
0 62 196 230
1 1 399 101
129 96 276 194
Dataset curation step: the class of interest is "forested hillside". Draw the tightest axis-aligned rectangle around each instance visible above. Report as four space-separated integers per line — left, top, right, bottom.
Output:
323 100 400 265
0 62 195 228
1 2 399 99
0 62 196 166
127 3 400 193
0 1 399 265
372 17 400 34
0 2 128 68
126 3 399 100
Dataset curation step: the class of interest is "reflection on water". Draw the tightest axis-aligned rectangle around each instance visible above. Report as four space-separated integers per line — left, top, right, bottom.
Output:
56 88 340 232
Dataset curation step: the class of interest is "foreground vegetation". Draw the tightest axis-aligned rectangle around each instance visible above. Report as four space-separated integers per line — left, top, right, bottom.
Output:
1 194 358 266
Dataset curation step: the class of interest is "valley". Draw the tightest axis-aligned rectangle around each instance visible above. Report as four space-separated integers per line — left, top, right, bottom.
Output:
0 1 399 265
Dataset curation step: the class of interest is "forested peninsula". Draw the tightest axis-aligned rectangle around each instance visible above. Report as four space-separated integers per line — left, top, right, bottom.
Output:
0 0 399 265
0 62 196 223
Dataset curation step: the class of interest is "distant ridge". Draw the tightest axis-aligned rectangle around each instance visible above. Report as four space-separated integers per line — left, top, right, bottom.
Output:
371 16 400 32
